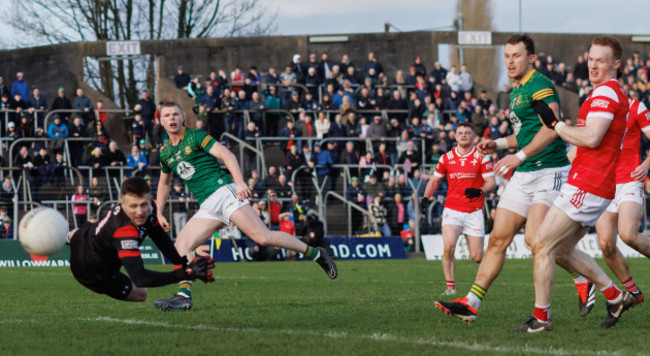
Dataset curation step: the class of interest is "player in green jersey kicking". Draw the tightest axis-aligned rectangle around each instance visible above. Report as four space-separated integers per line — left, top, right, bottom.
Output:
433 33 593 322
153 101 337 311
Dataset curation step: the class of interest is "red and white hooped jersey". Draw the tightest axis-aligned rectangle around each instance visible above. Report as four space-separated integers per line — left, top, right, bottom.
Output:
434 146 494 212
567 78 629 199
616 99 650 184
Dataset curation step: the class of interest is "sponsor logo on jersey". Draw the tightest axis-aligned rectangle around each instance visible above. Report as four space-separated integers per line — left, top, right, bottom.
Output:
591 99 609 109
184 146 192 155
175 151 182 161
449 173 477 179
176 161 196 180
121 240 139 250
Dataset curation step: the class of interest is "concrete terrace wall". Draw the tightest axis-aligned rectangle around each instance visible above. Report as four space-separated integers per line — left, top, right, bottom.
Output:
0 31 649 122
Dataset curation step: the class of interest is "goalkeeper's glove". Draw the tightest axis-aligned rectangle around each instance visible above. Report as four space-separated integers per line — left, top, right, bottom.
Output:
464 188 484 199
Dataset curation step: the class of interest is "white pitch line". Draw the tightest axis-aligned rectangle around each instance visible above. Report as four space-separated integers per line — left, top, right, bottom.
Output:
82 316 639 356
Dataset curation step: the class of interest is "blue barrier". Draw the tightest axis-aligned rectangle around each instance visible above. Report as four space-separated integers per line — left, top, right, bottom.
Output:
194 237 408 262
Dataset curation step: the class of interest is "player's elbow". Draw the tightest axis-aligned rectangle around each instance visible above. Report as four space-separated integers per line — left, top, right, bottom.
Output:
583 137 602 149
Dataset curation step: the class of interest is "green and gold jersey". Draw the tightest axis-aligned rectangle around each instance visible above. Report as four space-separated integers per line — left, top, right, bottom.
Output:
160 127 233 205
509 69 570 171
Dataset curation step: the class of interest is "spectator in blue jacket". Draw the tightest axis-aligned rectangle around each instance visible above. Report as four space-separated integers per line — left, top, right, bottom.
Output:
11 72 28 104
315 143 333 193
127 144 148 177
48 115 68 138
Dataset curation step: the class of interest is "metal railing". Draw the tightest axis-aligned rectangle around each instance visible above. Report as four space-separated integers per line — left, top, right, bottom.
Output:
219 132 266 177
322 190 377 237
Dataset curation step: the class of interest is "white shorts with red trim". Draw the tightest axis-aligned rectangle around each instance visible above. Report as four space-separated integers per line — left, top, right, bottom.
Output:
498 165 570 218
554 183 611 227
193 183 250 224
441 207 485 237
605 181 644 214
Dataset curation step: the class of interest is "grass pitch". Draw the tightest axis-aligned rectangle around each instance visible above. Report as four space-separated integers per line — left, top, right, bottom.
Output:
1 258 649 355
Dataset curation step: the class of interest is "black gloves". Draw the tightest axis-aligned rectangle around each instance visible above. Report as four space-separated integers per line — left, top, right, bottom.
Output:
419 197 430 215
464 188 484 199
531 100 559 129
184 256 216 283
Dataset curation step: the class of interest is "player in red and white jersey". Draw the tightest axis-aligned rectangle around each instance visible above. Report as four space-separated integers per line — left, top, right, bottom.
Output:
421 122 496 295
595 92 650 306
512 36 636 333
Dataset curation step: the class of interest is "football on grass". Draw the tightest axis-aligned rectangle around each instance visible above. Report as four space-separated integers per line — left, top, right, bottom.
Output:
19 207 69 256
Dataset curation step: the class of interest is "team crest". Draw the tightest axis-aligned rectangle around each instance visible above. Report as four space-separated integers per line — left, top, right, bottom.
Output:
184 146 192 155
176 161 196 180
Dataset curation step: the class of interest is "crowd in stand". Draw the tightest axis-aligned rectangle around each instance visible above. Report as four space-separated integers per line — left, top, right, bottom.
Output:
3 47 650 244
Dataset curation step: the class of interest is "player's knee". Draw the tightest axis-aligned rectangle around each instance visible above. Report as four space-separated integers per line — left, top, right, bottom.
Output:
471 251 483 263
487 235 510 252
255 231 273 246
443 246 455 257
618 228 637 246
599 238 618 258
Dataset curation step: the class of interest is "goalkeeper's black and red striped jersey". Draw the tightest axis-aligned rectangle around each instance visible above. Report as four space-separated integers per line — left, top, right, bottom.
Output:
71 201 166 284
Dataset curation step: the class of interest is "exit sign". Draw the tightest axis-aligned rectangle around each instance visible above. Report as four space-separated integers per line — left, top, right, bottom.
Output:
106 41 141 56
458 31 492 45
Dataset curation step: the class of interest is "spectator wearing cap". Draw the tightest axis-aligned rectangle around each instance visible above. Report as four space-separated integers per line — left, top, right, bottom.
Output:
51 87 72 122
4 120 19 143
11 72 28 104
284 91 304 113
290 53 306 84
406 66 418 86
174 66 191 90
363 173 385 205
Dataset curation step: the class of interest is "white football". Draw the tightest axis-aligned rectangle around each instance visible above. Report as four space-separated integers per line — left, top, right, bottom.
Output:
19 207 69 256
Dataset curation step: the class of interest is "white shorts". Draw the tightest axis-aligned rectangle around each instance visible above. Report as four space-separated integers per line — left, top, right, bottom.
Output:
441 208 485 237
498 165 570 217
192 183 250 224
554 183 611 227
605 181 644 214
